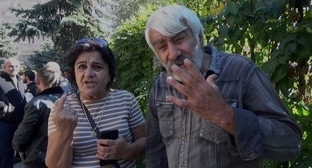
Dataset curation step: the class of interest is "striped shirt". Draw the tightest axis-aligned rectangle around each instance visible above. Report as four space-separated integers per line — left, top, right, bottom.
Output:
48 89 145 168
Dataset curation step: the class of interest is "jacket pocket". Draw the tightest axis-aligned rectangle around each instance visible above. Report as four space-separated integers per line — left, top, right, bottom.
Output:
199 99 237 144
156 102 174 138
199 120 228 144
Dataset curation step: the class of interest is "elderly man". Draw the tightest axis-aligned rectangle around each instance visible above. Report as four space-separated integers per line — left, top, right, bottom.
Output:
0 58 26 168
144 5 302 168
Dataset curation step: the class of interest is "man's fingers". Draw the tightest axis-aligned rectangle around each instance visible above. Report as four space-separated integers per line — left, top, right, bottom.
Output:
206 73 218 83
206 74 218 89
184 59 203 82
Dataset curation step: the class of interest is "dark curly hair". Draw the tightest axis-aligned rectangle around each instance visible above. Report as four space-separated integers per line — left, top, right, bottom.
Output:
23 70 36 81
65 38 116 90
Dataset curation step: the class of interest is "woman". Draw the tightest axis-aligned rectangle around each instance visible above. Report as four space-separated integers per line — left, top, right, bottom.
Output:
45 38 146 168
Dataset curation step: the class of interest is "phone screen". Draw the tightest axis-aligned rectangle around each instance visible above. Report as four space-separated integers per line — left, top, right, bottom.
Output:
100 130 118 140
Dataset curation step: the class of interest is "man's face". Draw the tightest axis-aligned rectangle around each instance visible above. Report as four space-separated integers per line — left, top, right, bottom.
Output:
149 28 204 82
4 60 20 77
23 74 27 83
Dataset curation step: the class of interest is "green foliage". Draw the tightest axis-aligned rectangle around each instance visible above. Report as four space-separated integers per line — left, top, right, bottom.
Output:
199 0 312 167
27 41 66 71
0 23 19 65
105 0 149 29
6 0 106 55
111 5 161 116
5 0 108 69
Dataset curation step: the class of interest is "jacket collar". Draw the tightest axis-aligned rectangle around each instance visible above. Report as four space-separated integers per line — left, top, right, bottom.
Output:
27 81 37 87
36 86 64 96
204 46 221 76
1 72 22 81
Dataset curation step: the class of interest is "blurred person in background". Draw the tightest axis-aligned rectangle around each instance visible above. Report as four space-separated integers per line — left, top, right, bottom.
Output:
0 57 26 168
23 70 39 102
46 61 75 95
12 64 64 168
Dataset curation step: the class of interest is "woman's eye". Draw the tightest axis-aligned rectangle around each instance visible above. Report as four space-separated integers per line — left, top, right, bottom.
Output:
78 64 87 69
93 65 103 71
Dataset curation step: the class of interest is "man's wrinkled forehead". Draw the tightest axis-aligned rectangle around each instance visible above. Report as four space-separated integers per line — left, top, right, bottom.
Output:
5 61 19 67
150 27 189 46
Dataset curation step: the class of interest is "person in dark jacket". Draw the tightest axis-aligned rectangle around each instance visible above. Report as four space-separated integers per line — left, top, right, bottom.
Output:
144 5 302 168
12 64 64 168
23 70 39 102
0 57 26 168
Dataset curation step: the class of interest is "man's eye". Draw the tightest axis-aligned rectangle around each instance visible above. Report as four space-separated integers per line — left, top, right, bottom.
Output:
158 45 165 50
175 36 185 42
156 44 167 51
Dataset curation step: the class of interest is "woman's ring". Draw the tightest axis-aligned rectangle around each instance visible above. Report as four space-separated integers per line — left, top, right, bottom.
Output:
104 153 109 158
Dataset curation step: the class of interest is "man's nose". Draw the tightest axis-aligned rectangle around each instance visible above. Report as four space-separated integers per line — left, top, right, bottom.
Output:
167 43 181 61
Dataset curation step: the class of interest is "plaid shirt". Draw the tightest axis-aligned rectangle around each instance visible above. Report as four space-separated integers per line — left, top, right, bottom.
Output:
145 46 302 168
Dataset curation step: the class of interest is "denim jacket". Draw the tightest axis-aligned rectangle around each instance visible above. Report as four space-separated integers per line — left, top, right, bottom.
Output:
145 46 302 168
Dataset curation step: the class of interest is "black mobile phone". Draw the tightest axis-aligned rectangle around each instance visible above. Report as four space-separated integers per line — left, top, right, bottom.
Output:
100 130 119 167
100 130 119 141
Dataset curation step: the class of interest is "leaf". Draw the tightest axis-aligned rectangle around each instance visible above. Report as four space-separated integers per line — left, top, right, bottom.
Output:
260 60 278 78
228 2 238 15
270 64 287 84
280 34 297 48
220 25 228 37
287 42 297 53
226 14 236 27
297 34 307 46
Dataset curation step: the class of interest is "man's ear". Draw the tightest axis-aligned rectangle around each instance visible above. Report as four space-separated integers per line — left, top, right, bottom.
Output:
36 77 40 86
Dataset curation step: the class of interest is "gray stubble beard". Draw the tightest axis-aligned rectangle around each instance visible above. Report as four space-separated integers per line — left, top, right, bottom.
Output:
166 44 204 82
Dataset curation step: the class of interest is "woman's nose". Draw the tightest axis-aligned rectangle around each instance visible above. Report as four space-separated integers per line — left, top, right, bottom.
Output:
84 67 95 77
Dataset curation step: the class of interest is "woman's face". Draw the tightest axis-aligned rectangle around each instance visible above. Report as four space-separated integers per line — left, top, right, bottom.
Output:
74 51 110 100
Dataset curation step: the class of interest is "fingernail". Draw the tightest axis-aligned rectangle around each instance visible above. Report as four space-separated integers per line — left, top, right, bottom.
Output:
171 64 178 70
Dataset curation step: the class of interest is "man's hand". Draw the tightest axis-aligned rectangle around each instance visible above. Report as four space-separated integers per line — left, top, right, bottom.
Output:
166 59 234 134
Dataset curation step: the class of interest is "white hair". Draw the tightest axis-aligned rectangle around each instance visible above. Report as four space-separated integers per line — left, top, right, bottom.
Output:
145 5 204 56
3 57 20 68
46 61 61 71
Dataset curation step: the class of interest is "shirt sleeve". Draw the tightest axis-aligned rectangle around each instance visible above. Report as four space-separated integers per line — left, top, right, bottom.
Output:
228 66 302 161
